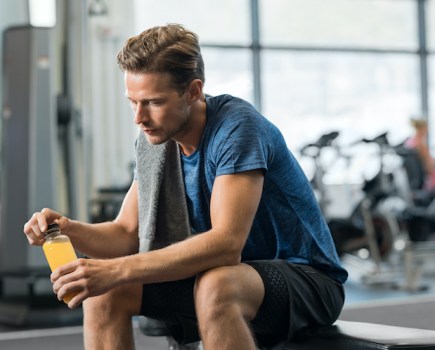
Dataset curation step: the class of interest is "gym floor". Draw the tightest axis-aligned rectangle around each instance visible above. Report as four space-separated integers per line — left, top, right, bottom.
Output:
1 254 435 350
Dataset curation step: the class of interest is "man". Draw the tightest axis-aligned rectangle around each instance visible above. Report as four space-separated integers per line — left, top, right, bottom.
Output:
24 24 347 350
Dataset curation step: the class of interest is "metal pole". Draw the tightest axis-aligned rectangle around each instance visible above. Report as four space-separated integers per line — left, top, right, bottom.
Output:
251 0 262 111
417 0 429 116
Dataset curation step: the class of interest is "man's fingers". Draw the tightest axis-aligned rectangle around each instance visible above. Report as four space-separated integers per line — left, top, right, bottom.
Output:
51 260 81 282
39 208 60 231
23 208 62 245
66 290 86 309
23 213 45 244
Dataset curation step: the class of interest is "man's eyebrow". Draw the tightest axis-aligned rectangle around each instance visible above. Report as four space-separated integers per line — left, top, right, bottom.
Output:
125 96 149 103
125 94 163 102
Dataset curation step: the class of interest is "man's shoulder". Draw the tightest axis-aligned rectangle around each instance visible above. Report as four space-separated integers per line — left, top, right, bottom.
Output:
207 94 255 114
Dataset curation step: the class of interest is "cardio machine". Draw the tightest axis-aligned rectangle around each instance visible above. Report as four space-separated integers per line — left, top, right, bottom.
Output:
300 132 396 263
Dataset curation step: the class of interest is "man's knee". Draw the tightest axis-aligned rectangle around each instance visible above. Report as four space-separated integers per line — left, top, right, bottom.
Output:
193 266 239 332
194 264 264 322
195 266 237 305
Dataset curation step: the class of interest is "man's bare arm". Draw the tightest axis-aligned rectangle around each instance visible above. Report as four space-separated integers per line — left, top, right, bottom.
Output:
51 169 264 307
24 181 140 259
117 169 264 284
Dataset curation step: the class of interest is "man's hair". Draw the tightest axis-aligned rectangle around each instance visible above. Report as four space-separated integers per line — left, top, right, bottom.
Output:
117 23 205 95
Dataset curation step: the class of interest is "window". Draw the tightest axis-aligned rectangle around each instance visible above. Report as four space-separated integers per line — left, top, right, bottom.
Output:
259 0 420 153
202 48 253 102
262 52 420 150
260 0 417 50
427 0 435 51
134 0 252 100
131 0 429 177
427 0 435 148
134 0 250 45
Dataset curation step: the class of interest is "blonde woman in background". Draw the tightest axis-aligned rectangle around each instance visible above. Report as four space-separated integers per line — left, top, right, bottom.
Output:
405 118 435 191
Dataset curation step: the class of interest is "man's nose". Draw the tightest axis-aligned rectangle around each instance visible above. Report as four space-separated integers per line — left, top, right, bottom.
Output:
134 104 150 125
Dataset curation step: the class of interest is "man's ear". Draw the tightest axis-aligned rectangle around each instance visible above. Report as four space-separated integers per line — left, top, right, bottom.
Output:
187 79 203 103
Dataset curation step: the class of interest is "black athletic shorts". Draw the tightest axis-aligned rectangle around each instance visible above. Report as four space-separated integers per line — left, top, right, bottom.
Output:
139 260 345 348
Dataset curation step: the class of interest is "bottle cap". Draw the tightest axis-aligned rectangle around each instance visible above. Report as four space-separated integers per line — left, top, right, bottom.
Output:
44 223 60 237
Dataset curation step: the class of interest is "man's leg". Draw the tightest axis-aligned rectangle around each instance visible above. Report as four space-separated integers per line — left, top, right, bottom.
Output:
83 282 143 350
194 264 265 350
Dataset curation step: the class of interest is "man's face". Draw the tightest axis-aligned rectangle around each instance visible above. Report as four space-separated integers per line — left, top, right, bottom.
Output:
125 71 191 145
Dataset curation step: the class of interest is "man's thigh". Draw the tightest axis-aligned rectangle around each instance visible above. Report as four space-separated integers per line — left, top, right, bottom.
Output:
139 263 265 344
139 261 344 347
247 260 345 347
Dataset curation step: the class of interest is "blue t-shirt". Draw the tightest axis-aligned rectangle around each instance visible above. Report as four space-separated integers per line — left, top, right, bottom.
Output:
181 94 348 284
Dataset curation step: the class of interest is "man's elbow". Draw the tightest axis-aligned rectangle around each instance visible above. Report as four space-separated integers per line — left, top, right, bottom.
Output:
221 242 243 266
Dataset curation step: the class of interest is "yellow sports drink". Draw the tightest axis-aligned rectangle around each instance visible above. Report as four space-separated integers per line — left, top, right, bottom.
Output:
42 223 78 303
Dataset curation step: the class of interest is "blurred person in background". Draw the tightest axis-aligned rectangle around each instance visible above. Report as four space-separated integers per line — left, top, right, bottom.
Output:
405 117 435 191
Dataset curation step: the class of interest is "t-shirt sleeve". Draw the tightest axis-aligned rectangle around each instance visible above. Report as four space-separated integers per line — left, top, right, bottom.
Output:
212 114 272 176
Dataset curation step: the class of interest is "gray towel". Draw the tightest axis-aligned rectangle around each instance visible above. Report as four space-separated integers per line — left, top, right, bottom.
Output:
135 132 191 252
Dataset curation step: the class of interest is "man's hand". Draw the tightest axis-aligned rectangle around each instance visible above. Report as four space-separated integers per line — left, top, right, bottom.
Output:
51 258 122 309
23 208 66 246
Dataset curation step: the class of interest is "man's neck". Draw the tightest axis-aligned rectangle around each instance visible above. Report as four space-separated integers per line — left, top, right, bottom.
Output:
176 98 207 156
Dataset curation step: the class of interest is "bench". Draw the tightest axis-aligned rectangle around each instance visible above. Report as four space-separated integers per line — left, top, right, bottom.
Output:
281 320 435 350
139 318 435 349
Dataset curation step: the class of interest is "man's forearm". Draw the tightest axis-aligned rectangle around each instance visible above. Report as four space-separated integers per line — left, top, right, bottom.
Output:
116 228 242 285
64 219 139 259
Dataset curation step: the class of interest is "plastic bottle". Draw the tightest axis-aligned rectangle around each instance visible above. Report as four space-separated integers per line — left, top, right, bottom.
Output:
42 223 78 303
